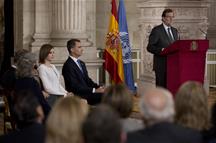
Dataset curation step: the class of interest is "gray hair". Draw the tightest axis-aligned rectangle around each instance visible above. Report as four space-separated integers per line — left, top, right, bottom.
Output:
16 52 38 78
14 49 29 63
139 88 175 124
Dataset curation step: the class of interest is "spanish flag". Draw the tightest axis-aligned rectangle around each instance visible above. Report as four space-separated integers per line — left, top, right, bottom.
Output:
103 0 124 84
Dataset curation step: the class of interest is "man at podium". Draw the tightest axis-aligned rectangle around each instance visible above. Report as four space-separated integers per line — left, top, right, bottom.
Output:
147 8 179 88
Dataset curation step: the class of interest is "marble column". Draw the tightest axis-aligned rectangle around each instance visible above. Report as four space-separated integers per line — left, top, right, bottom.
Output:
51 0 87 39
31 0 52 50
207 0 216 49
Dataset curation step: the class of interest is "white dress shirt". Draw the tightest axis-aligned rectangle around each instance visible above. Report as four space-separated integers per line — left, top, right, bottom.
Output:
38 64 67 96
163 23 174 40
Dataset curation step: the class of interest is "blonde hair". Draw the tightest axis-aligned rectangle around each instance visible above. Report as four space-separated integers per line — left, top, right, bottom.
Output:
46 96 89 143
175 81 210 130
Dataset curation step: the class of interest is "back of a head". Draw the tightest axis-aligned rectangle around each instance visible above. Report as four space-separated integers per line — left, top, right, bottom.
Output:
16 52 38 78
14 89 43 127
103 84 133 118
46 96 88 143
82 104 122 143
175 81 209 130
14 49 29 64
139 87 174 125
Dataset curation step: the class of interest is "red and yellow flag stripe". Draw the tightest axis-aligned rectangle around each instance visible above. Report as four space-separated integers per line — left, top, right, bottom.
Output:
103 0 124 84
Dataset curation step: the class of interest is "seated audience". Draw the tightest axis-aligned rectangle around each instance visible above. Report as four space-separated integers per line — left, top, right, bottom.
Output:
127 87 202 143
38 44 71 107
175 81 210 131
32 63 49 99
62 38 104 105
0 49 29 124
103 84 144 132
15 52 51 117
46 96 88 143
82 104 125 143
203 102 216 143
0 49 28 91
0 89 45 143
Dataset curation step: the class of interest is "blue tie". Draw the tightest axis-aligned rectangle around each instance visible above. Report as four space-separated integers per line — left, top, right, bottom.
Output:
77 59 83 73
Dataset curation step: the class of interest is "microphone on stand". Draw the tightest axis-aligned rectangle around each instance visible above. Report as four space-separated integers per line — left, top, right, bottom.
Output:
176 28 181 40
199 28 207 40
178 31 181 40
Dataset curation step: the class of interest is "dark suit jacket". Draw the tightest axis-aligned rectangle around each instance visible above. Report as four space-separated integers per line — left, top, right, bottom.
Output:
62 57 101 104
127 122 202 143
0 123 45 143
147 24 178 73
15 77 51 117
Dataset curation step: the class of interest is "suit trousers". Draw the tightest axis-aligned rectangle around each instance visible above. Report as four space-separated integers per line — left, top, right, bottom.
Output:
155 70 167 88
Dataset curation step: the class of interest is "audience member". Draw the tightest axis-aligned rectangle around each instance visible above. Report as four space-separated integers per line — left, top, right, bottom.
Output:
82 104 125 143
15 52 51 117
103 84 143 132
38 44 71 107
175 81 210 131
203 102 216 143
62 38 104 105
127 87 202 143
0 49 29 124
0 89 45 143
32 63 49 100
0 49 28 91
46 96 88 143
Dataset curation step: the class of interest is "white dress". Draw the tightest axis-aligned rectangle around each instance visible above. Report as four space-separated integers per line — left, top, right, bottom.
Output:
38 64 67 96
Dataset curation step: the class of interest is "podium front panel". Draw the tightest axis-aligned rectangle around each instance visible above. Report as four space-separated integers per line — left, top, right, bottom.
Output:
165 40 208 95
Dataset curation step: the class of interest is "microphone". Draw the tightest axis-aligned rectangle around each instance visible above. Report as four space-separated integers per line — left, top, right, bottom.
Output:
199 28 207 39
178 31 181 40
176 28 181 40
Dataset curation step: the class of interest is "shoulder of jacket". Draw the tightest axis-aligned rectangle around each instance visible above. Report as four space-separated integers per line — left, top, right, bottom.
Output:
152 24 163 31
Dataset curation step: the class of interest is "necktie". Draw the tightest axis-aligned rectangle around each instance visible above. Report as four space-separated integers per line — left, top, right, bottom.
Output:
77 59 83 73
168 27 174 43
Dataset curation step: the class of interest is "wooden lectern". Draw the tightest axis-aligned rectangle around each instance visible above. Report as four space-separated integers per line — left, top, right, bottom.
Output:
161 40 209 95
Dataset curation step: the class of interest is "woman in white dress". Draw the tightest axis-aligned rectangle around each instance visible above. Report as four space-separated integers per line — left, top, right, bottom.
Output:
38 44 72 107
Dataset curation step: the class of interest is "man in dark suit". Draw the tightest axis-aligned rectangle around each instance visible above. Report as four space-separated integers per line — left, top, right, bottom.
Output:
62 39 104 105
127 87 202 143
147 8 178 88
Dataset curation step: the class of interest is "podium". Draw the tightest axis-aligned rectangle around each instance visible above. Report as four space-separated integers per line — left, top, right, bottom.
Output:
161 40 209 95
